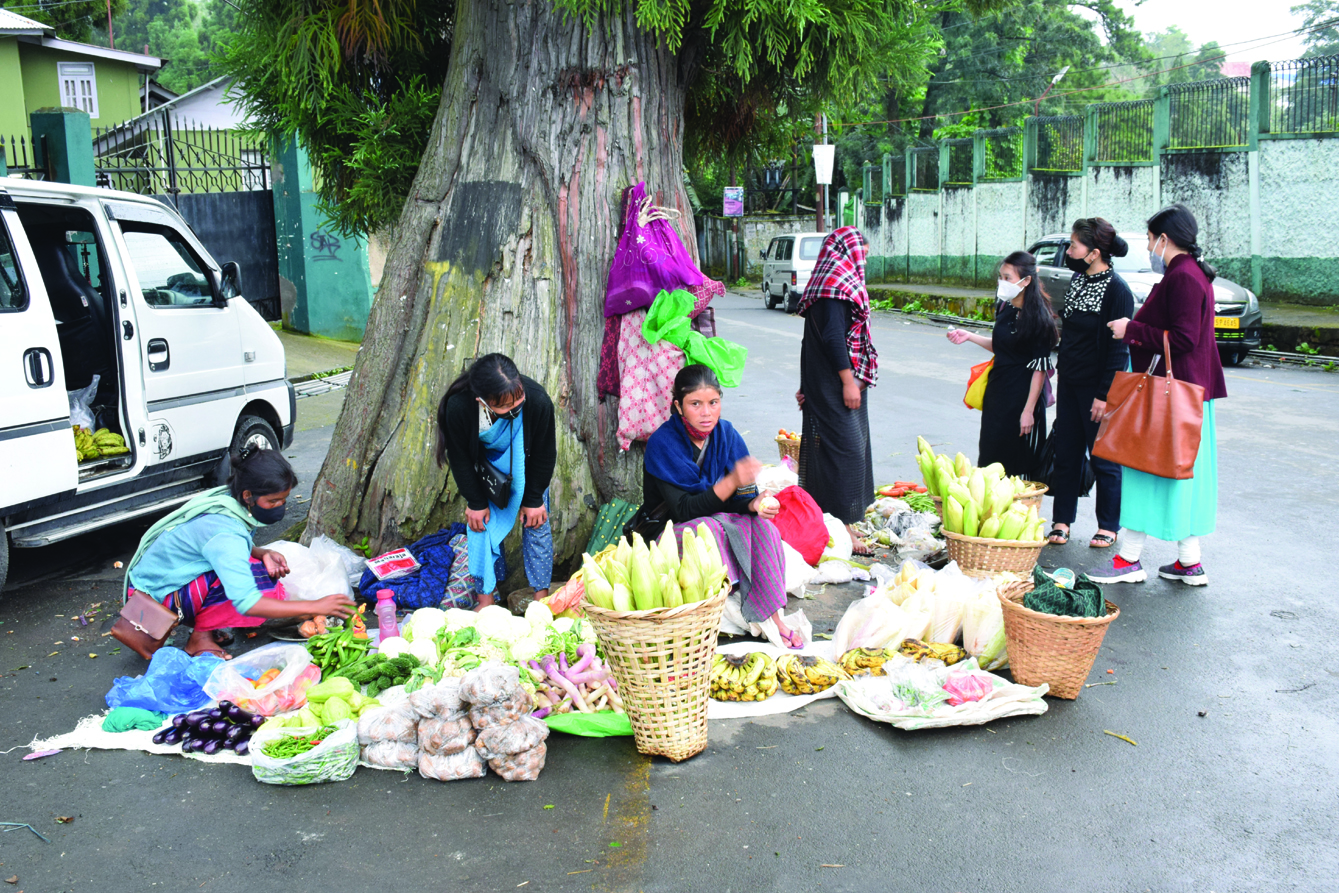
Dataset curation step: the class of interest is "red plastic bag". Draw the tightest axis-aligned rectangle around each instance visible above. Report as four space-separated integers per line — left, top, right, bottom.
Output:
772 485 828 567
942 670 995 706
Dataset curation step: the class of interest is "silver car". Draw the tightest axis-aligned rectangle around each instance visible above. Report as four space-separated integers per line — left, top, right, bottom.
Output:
1027 233 1263 366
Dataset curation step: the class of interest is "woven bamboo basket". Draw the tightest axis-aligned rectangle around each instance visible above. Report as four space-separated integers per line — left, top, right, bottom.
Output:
1016 481 1048 511
775 435 800 463
942 530 1044 578
997 580 1120 699
583 586 727 762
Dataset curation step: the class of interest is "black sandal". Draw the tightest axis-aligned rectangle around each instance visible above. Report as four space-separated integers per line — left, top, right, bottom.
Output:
1047 527 1070 545
1089 533 1116 548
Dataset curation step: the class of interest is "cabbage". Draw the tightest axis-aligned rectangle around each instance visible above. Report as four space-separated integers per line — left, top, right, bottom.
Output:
444 608 477 632
473 605 515 642
551 617 574 635
407 637 439 667
508 631 548 663
524 601 554 631
405 607 446 644
377 636 410 659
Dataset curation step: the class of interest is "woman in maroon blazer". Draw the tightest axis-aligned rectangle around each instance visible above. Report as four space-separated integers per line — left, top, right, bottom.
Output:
1088 204 1226 587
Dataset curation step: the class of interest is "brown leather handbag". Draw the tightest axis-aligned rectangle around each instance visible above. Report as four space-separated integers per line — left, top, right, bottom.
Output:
111 590 182 660
1093 331 1205 480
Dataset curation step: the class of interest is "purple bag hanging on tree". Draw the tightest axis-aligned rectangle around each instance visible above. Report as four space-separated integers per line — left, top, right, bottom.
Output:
604 182 704 317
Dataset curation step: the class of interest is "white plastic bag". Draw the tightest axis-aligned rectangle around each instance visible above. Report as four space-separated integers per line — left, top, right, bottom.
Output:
202 643 317 716
962 590 1009 671
419 747 487 781
268 539 354 601
68 374 99 430
309 535 368 588
833 594 909 653
809 559 871 586
357 701 419 745
782 541 816 596
251 720 359 785
928 573 974 644
756 464 798 496
822 514 852 561
362 740 420 770
720 592 813 650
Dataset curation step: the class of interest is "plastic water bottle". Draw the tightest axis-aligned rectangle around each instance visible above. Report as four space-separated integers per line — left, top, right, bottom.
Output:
375 589 399 642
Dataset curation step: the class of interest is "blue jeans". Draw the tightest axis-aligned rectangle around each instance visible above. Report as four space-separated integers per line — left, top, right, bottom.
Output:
469 491 552 595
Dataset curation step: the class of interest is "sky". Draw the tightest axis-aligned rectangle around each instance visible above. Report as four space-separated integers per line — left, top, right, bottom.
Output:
1116 0 1312 62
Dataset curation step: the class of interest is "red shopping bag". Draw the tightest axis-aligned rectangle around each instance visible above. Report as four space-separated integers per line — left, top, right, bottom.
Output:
772 485 828 567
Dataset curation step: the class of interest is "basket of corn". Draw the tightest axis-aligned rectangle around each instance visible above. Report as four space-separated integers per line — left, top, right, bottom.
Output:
579 523 729 762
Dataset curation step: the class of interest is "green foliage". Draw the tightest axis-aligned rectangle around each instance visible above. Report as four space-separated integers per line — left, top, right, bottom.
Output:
1293 0 1339 58
1296 342 1321 355
11 0 130 44
215 0 453 236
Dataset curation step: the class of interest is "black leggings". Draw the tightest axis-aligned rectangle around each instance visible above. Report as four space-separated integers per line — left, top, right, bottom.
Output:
1050 380 1122 531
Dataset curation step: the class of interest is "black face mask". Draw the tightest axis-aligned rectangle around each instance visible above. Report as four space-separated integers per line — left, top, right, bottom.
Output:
1064 253 1093 273
250 503 286 525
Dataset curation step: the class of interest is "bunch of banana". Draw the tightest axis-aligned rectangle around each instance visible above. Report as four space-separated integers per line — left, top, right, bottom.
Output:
582 522 727 612
73 426 129 462
898 638 968 666
709 652 778 702
838 647 899 677
775 655 849 695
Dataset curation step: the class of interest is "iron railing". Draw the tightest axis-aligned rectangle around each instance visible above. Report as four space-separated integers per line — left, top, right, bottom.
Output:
1032 116 1084 172
1268 55 1339 135
1 134 47 179
93 114 270 195
945 138 974 185
980 127 1024 180
910 147 939 191
886 155 907 197
1094 100 1155 163
1167 77 1251 149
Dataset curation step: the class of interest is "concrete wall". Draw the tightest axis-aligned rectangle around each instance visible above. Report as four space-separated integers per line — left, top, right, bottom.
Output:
702 214 810 276
1257 139 1339 303
1161 151 1253 288
1086 165 1159 232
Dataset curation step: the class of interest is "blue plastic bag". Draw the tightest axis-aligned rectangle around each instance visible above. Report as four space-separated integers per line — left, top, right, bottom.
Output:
105 646 224 714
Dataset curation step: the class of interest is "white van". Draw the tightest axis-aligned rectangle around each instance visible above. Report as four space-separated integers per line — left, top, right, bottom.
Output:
0 180 293 591
760 231 826 313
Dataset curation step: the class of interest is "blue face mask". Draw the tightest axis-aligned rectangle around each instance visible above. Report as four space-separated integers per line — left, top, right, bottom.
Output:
1150 235 1168 274
250 502 286 525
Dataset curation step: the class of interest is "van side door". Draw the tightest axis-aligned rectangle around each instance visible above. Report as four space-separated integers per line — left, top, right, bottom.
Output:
0 195 79 513
103 200 243 463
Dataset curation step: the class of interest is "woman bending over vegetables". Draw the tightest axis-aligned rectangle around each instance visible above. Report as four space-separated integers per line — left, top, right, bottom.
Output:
641 365 803 649
124 448 355 659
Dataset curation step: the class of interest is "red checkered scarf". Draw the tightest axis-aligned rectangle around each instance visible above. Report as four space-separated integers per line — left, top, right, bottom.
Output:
796 227 878 386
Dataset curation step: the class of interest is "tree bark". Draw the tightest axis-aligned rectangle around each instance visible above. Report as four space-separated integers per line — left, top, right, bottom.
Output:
302 0 693 581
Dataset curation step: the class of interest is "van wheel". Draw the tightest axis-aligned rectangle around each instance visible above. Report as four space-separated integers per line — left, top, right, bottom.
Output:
231 415 280 458
0 531 9 597
783 288 799 314
764 284 778 310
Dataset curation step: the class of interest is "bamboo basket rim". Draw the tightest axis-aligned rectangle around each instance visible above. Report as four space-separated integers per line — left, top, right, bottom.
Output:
583 586 727 622
997 579 1121 627
774 434 801 443
942 529 1046 549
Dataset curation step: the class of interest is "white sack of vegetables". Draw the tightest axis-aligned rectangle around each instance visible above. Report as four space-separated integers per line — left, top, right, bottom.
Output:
489 742 547 782
419 747 486 781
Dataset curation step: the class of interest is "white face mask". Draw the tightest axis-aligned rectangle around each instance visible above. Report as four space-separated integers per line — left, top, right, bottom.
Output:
996 279 1024 300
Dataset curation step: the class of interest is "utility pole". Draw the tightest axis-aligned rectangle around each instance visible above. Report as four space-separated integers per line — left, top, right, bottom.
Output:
107 0 115 49
815 115 825 232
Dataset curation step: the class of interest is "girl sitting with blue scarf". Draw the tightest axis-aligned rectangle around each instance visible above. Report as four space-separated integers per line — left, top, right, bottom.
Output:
642 365 802 649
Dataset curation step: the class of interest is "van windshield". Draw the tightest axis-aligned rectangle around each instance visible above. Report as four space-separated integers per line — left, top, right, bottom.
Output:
798 237 824 260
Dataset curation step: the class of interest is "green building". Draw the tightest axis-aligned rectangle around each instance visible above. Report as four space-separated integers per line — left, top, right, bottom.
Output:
0 8 161 146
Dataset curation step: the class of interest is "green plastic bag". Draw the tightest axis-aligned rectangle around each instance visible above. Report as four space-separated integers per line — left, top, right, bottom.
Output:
544 711 634 737
643 289 748 387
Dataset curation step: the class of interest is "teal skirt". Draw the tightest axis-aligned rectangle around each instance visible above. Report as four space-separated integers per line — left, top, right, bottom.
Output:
1119 400 1218 541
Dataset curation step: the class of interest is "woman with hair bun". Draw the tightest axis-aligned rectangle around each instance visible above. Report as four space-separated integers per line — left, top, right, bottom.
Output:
123 447 355 659
1047 217 1135 548
1089 204 1226 586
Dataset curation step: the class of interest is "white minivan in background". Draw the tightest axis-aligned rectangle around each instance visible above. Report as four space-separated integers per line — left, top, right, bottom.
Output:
0 179 294 592
760 231 826 313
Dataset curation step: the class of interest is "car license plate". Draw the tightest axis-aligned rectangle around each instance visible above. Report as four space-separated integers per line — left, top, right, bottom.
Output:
1214 316 1240 329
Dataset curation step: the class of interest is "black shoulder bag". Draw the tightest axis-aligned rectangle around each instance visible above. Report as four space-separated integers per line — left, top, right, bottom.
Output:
475 419 520 509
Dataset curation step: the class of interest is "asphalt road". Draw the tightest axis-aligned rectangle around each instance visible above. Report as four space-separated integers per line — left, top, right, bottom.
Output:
1 291 1336 893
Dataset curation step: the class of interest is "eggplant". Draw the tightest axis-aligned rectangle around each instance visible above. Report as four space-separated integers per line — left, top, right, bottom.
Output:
232 739 250 756
248 714 265 729
210 720 230 737
162 728 183 745
185 711 208 728
225 725 247 744
207 708 224 721
152 729 169 745
180 737 199 753
201 739 222 756
227 705 252 724
171 714 188 730
217 700 233 711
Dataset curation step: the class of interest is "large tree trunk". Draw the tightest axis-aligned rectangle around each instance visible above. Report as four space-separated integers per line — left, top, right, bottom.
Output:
302 0 693 578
